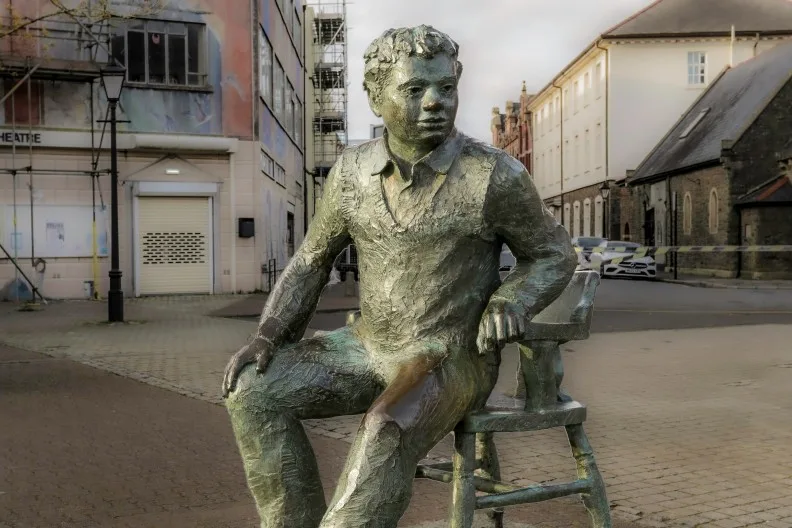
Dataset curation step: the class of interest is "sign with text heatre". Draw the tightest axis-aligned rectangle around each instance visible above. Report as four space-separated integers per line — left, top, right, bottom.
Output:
0 132 42 144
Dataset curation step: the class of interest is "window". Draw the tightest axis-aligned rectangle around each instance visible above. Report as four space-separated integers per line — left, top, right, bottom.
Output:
555 145 560 181
554 96 560 125
708 189 718 234
679 108 710 138
111 20 206 86
563 139 570 180
295 98 303 148
595 123 603 168
260 149 274 179
683 192 692 235
573 201 581 237
287 212 295 258
284 0 294 36
273 60 285 122
563 89 569 118
275 163 286 187
285 82 294 137
293 8 302 55
259 31 273 105
573 81 580 113
584 72 591 105
688 51 707 85
583 198 592 237
584 128 591 173
595 62 603 98
574 135 580 176
563 203 572 232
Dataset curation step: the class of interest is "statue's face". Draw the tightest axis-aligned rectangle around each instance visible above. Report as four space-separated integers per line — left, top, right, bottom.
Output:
371 54 459 149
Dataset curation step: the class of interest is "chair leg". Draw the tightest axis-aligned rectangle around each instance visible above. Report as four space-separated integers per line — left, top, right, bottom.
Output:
566 424 612 528
476 432 504 528
450 425 476 528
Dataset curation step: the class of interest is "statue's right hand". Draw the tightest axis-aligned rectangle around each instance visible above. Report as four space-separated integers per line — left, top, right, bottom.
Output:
221 337 275 398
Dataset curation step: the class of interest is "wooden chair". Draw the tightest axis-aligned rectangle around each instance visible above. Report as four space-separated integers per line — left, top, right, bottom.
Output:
412 270 610 527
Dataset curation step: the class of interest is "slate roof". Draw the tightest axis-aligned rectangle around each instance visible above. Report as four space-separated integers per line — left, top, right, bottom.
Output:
604 0 792 38
736 176 792 206
629 40 792 184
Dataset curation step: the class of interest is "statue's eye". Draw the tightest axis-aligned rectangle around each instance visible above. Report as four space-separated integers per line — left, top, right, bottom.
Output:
442 84 455 94
408 86 423 96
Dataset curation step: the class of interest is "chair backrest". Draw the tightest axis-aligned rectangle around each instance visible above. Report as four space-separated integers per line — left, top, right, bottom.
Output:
522 270 600 342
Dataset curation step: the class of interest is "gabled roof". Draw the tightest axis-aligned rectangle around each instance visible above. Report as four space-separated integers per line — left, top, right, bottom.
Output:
629 41 792 184
736 176 792 206
605 0 792 38
528 0 792 109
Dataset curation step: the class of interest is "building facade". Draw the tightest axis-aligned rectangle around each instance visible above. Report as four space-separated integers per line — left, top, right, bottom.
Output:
0 0 306 299
527 0 792 242
627 41 792 279
491 81 533 174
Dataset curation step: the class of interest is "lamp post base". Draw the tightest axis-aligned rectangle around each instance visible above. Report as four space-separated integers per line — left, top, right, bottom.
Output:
108 270 124 322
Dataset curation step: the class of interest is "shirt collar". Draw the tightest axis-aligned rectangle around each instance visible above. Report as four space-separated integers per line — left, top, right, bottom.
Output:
370 128 463 177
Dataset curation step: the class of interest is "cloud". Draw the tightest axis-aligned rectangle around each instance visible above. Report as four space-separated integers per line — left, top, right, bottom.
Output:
344 0 654 141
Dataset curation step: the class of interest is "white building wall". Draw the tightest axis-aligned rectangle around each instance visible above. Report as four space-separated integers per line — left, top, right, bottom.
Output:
607 37 791 183
530 36 791 202
530 49 607 200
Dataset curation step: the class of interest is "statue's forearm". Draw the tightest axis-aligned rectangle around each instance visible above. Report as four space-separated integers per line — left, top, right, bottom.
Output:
256 254 333 347
491 247 577 318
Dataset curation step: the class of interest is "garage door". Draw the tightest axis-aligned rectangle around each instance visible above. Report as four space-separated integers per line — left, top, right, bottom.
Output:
137 196 213 295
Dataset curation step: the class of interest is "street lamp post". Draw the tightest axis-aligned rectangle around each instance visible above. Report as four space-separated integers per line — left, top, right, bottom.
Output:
101 65 126 322
599 180 612 239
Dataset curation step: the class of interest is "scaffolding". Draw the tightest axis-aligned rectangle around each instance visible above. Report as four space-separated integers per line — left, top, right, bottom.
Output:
309 0 347 180
0 7 114 303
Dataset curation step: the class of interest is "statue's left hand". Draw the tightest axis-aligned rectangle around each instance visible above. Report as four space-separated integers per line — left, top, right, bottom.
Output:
476 300 527 355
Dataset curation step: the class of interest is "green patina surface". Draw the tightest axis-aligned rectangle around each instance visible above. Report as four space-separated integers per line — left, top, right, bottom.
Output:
222 25 578 528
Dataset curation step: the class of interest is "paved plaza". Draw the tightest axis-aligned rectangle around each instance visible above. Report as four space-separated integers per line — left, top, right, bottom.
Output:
1 281 792 527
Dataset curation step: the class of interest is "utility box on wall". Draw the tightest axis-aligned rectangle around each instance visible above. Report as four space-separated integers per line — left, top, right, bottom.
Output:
238 218 255 238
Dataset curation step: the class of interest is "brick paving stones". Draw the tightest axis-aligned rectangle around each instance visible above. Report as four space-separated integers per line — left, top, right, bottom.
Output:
1 295 791 527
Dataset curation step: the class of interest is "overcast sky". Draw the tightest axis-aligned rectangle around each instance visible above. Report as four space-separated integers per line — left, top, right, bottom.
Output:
344 0 655 141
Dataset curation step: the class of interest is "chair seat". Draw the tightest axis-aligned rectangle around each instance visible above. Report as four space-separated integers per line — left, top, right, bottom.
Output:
463 400 587 433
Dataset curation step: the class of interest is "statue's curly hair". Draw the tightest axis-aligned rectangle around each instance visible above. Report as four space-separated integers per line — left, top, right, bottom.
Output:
363 25 463 100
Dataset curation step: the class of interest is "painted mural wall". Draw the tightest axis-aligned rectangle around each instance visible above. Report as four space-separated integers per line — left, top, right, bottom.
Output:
258 0 306 268
0 0 253 138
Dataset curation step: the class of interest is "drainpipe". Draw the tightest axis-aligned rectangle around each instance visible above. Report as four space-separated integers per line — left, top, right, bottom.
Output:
553 82 564 222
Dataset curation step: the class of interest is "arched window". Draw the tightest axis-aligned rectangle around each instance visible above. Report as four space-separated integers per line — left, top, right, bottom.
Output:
594 196 604 237
623 222 631 241
708 188 719 234
573 201 582 237
563 203 571 233
683 192 692 235
583 198 592 237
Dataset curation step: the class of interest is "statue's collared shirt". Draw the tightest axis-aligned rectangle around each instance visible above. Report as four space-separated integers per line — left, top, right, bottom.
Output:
278 130 577 355
372 129 465 229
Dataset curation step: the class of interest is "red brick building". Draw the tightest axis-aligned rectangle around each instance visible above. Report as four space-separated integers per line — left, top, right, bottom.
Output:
491 81 534 173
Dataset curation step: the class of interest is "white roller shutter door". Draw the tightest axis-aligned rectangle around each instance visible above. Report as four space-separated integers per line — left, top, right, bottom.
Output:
136 196 213 295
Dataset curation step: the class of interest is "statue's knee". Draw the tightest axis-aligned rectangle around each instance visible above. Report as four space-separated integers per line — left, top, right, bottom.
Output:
225 365 281 418
360 409 404 453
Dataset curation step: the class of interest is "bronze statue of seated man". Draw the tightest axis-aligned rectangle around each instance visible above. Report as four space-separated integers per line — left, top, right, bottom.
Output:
222 25 577 528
